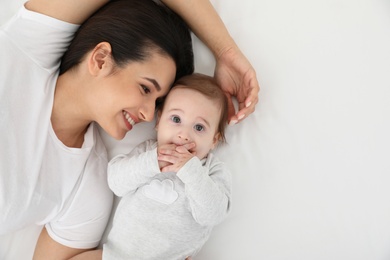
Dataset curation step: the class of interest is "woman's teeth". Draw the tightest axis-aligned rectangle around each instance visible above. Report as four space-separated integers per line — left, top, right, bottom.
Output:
123 111 135 126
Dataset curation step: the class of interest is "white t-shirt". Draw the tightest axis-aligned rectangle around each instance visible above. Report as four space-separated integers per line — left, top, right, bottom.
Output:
0 6 113 249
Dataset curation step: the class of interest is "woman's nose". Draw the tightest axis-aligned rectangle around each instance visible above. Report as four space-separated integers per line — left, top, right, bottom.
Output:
139 103 155 122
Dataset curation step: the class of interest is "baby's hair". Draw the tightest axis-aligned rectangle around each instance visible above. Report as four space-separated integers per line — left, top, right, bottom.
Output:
161 73 228 143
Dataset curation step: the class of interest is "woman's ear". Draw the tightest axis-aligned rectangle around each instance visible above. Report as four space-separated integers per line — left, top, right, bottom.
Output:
88 42 113 76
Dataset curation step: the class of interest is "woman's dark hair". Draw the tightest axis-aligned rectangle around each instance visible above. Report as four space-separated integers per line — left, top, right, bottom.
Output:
60 0 194 81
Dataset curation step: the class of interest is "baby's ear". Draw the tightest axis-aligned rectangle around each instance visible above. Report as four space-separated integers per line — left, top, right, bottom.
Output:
155 110 162 130
212 133 221 149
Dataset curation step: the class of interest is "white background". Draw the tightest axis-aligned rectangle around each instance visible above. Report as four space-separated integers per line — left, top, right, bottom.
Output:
1 0 390 259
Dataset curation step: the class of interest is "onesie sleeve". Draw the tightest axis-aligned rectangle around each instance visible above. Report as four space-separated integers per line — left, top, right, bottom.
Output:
176 153 232 227
108 140 161 197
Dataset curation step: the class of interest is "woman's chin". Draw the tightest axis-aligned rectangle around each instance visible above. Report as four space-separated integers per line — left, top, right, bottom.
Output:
103 126 128 141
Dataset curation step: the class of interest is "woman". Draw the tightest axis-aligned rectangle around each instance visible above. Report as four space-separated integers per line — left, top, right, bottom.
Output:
0 0 259 258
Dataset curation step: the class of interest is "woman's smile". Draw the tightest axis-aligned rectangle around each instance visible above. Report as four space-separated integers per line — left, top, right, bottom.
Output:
122 110 137 131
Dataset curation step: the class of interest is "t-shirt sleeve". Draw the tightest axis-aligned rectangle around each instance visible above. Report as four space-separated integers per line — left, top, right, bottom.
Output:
1 5 79 70
45 154 114 249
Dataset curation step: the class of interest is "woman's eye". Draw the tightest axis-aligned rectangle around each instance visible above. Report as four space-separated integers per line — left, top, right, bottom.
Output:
171 116 181 123
194 124 204 132
141 85 151 94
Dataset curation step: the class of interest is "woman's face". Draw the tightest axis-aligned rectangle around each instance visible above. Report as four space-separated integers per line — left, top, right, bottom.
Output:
95 52 176 140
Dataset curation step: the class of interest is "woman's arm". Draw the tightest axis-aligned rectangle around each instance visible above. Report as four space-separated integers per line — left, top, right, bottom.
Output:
26 0 259 124
25 0 108 24
33 228 90 259
25 0 110 257
161 0 233 59
161 0 260 124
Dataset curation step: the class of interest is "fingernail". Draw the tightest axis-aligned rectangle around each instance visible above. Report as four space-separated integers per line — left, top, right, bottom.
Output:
238 114 245 120
246 101 252 108
229 120 238 126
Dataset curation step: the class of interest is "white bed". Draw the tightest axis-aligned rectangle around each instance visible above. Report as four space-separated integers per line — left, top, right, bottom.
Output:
1 0 390 259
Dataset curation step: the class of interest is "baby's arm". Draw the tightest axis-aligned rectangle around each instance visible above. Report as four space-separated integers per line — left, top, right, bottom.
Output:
108 141 160 197
177 155 232 226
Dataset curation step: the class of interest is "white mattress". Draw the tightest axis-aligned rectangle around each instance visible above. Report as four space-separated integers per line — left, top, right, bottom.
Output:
1 0 390 259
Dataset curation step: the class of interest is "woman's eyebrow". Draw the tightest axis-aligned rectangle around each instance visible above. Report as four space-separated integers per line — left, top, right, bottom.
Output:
142 77 161 91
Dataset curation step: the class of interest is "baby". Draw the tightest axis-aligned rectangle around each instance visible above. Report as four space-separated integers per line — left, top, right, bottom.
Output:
105 73 232 259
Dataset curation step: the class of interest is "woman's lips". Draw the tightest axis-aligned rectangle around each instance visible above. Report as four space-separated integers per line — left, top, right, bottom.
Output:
122 110 137 131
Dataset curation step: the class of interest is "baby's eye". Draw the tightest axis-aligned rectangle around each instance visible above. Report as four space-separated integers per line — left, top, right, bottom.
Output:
141 85 151 94
171 116 181 123
194 124 204 132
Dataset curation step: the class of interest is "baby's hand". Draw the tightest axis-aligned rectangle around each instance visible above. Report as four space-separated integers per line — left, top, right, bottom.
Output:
158 143 196 173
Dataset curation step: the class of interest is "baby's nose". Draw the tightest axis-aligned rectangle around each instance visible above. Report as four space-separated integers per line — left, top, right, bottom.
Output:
178 134 190 141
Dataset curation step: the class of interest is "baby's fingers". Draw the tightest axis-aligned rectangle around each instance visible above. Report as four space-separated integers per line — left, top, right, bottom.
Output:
158 144 176 154
175 145 193 154
161 164 177 173
158 154 176 164
178 142 195 152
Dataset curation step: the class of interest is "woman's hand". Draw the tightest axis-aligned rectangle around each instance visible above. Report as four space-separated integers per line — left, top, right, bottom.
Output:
214 45 260 125
160 0 260 125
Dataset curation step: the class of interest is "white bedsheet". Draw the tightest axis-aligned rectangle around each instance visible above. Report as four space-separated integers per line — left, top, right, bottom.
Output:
1 0 390 259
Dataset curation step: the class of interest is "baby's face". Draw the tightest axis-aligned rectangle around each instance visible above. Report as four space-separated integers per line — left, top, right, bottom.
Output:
156 87 220 160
